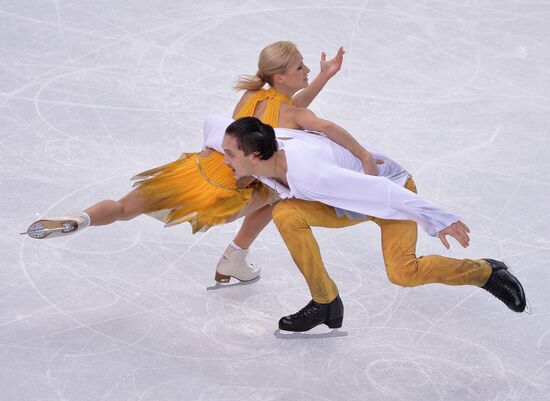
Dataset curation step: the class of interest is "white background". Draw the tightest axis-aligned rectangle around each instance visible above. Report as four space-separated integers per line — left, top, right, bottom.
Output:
1 1 549 400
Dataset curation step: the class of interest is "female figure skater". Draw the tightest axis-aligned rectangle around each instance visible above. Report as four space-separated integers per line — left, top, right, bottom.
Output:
23 41 379 284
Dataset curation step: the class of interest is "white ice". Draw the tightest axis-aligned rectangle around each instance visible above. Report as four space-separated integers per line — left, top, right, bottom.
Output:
1 1 550 400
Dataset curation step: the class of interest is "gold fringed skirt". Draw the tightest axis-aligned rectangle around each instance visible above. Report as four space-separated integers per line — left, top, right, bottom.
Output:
132 151 256 234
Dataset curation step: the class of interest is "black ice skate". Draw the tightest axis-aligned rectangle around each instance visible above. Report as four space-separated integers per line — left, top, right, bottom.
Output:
481 259 526 313
279 295 344 332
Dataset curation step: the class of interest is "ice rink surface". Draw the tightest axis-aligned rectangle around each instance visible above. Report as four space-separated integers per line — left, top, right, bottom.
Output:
1 1 550 400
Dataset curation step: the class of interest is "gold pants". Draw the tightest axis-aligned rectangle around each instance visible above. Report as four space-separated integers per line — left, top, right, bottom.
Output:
272 177 492 303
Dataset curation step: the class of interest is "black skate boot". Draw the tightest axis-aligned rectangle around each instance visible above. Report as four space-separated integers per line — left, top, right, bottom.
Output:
481 259 526 312
279 295 344 332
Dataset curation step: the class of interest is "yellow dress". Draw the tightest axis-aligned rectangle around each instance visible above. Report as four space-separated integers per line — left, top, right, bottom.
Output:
132 87 291 233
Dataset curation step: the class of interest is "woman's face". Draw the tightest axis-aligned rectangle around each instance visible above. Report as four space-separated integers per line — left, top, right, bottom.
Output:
278 51 310 91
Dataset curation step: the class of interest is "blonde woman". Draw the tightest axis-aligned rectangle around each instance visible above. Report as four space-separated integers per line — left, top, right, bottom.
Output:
23 41 380 285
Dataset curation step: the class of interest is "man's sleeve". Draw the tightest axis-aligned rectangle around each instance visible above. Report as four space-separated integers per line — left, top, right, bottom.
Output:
298 167 460 237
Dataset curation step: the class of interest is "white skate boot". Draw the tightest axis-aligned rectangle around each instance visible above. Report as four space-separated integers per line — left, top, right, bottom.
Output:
214 245 261 283
22 213 89 239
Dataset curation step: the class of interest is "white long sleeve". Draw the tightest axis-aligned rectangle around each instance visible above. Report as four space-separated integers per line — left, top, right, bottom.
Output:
282 140 460 237
312 168 459 236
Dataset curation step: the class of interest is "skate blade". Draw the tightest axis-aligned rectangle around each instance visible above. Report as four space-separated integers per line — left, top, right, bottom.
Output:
506 262 532 315
206 275 260 290
22 220 77 239
524 299 533 315
273 329 348 339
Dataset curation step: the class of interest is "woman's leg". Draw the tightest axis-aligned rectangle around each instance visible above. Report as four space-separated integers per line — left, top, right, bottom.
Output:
215 189 274 283
232 205 273 248
84 188 145 226
224 187 275 246
25 188 146 239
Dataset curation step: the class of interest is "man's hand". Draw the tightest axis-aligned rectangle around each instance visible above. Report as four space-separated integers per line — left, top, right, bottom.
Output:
361 155 384 176
438 221 471 249
320 46 345 79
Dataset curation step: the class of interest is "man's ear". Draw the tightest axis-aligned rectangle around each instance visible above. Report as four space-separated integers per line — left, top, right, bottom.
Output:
250 151 262 165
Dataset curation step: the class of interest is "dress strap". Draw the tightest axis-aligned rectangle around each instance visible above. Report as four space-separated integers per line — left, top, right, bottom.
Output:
235 87 291 127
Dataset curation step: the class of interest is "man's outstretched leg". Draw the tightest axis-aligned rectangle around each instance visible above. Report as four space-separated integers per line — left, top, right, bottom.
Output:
374 178 526 312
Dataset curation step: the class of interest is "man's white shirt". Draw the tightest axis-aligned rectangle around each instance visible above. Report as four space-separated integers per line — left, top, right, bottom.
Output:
203 114 460 237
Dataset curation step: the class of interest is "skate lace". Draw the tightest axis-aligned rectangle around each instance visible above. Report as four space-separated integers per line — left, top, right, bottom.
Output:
290 301 322 321
485 273 513 303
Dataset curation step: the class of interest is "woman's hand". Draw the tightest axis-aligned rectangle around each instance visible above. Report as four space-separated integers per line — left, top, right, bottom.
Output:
320 46 345 79
361 154 384 176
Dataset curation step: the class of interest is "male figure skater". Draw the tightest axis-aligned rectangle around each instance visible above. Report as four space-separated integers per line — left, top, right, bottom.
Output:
214 116 526 332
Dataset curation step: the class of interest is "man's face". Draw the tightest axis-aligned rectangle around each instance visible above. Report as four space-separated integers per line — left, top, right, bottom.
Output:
222 134 256 178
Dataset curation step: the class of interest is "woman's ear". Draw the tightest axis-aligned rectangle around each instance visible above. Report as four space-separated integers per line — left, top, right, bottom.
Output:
273 73 284 86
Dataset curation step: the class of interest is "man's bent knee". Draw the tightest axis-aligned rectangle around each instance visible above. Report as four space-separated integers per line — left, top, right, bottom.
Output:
385 262 419 287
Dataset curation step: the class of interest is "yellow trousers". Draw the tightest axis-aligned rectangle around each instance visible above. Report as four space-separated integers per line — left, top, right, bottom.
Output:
272 177 492 304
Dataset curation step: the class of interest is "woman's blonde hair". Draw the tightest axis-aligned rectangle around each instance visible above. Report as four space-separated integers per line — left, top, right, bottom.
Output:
234 41 298 91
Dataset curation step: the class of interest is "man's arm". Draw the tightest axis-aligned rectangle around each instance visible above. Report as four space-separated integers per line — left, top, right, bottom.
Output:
291 47 344 108
293 164 464 245
293 107 382 175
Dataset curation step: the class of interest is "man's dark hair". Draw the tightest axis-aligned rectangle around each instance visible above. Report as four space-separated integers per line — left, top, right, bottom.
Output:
225 117 277 160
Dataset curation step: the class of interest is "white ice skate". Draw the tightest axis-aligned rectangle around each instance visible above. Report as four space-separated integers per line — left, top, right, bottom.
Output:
214 245 261 283
21 214 88 239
